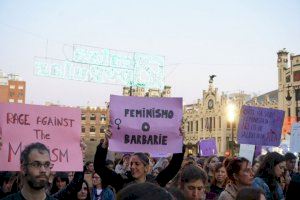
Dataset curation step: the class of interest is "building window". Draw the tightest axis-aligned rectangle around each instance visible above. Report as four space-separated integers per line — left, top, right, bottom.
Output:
18 85 24 90
9 85 15 89
18 93 24 97
219 116 221 129
296 107 300 121
100 114 106 121
227 121 231 129
191 121 193 132
288 108 291 117
196 121 198 132
81 126 85 133
90 114 96 120
232 122 236 129
187 121 190 132
9 99 14 103
17 99 23 103
213 117 215 129
9 91 14 97
90 126 96 132
100 126 105 133
81 114 86 120
296 89 300 101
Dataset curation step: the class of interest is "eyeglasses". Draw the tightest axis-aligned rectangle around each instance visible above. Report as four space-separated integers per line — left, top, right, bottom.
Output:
26 161 54 169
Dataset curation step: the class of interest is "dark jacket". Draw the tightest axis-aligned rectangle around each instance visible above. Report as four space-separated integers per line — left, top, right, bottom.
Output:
1 191 57 200
94 143 184 192
52 171 84 200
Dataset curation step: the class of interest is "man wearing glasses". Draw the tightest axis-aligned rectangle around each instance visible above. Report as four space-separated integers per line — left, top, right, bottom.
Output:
2 142 57 200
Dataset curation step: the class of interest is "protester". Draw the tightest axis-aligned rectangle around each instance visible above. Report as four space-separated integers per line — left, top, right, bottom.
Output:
204 156 219 185
67 171 75 182
207 162 228 199
218 157 254 200
284 152 297 177
91 172 115 200
286 173 300 200
236 187 266 200
115 154 131 175
252 160 260 175
177 164 206 200
166 187 185 200
252 152 285 200
0 172 14 198
94 129 185 192
2 143 57 200
85 161 95 174
69 180 91 200
117 182 173 200
49 172 69 195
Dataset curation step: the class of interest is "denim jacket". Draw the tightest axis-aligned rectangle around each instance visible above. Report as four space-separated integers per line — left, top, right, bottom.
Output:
252 177 284 200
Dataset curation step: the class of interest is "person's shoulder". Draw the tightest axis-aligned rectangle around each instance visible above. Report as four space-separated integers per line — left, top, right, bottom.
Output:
1 192 23 200
46 194 58 200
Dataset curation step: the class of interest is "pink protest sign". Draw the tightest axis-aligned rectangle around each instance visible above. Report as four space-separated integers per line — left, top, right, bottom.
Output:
109 95 183 153
0 103 83 171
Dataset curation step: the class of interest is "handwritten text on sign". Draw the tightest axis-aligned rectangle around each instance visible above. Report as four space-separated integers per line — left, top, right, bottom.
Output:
290 123 300 152
109 95 183 153
237 105 284 146
199 138 217 156
0 103 82 171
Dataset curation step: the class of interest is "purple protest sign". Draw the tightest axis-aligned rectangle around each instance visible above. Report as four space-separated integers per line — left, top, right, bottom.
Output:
199 138 217 156
109 95 183 153
237 105 284 146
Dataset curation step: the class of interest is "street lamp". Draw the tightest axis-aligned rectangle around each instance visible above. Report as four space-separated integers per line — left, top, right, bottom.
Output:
227 103 236 157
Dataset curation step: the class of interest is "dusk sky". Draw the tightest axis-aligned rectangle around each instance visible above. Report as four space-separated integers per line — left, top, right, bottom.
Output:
1 0 300 106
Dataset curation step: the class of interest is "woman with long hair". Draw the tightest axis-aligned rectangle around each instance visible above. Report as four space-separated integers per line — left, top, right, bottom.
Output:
94 130 184 192
253 152 285 200
218 157 254 200
204 156 219 185
206 162 228 199
69 180 91 200
49 172 69 195
91 172 115 200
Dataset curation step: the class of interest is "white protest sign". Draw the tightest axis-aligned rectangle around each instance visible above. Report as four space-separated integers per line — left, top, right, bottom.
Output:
239 144 255 164
290 123 300 152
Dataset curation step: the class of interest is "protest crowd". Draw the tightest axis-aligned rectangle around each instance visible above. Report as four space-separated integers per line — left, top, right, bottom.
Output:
0 99 300 200
0 130 300 200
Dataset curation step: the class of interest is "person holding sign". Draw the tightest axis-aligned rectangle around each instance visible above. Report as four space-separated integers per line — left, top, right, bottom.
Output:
93 129 185 192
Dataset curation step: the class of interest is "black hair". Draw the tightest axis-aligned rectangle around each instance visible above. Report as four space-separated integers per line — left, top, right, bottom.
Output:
20 142 50 165
256 152 285 200
70 179 91 200
226 157 249 183
236 187 265 200
117 182 173 200
0 172 13 187
181 165 207 185
284 152 297 161
50 172 69 194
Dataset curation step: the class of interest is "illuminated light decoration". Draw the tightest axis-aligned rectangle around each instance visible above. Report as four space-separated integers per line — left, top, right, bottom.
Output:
34 45 165 89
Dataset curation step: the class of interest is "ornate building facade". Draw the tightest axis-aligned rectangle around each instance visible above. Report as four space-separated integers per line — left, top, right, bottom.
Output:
183 79 250 156
184 49 300 156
